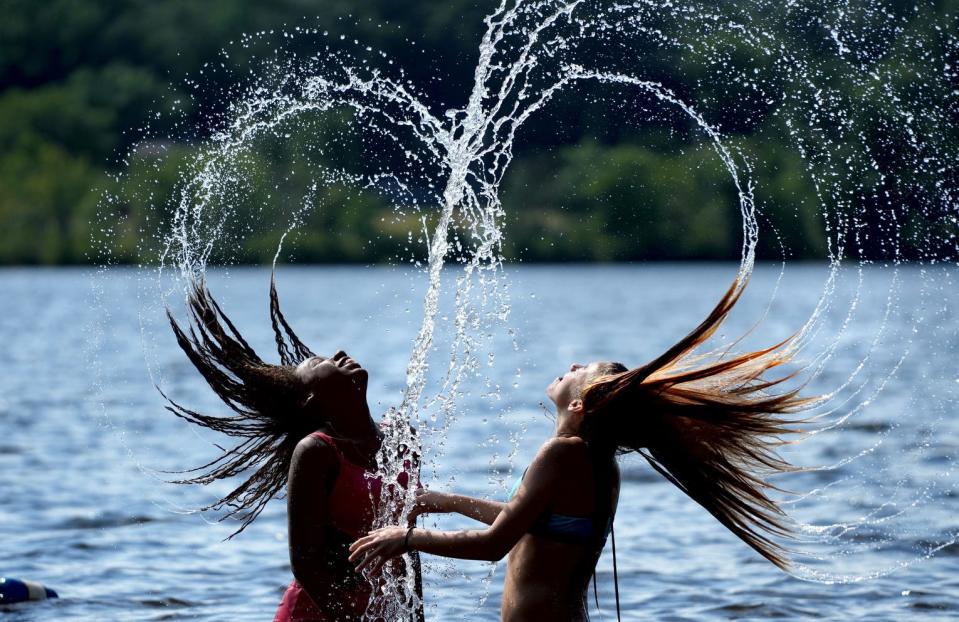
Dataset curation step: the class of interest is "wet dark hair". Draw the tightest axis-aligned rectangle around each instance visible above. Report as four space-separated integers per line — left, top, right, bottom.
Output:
160 274 318 536
578 279 814 621
581 278 812 570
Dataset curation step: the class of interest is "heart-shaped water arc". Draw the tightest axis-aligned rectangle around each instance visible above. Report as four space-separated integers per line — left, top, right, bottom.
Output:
139 0 958 617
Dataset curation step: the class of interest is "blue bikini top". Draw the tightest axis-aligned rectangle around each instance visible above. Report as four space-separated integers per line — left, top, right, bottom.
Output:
508 469 611 545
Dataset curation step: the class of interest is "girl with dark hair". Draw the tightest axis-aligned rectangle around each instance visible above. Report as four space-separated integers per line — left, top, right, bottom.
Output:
163 277 421 621
350 279 814 621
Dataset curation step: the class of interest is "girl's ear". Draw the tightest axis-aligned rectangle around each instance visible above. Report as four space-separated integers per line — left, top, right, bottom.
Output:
568 398 584 415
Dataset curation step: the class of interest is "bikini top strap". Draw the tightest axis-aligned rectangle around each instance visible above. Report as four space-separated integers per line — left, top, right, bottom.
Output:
306 431 345 494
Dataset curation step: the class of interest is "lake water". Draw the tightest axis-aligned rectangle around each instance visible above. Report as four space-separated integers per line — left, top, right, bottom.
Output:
1 263 956 620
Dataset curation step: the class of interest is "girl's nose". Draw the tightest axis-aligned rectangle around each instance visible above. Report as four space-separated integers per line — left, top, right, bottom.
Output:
570 363 583 372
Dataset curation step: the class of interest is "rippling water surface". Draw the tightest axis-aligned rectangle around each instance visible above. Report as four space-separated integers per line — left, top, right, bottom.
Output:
1 264 956 620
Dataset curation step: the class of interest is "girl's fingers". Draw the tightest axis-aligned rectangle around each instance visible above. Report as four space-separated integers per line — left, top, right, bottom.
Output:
350 527 405 572
353 545 380 572
350 536 370 553
354 554 373 573
349 532 378 553
348 539 376 562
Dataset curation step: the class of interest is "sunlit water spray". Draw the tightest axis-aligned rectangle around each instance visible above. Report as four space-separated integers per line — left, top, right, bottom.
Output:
93 0 957 617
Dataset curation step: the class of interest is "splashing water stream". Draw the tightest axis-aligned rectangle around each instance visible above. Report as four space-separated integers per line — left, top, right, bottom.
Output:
95 0 958 618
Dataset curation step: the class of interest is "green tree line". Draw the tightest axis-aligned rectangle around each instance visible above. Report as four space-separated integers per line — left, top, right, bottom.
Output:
1 0 954 264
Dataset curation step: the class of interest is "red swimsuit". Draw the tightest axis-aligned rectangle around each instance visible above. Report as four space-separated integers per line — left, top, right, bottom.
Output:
274 431 407 621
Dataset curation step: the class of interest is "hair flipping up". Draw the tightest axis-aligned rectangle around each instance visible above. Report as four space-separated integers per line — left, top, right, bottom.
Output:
160 274 318 537
581 278 814 570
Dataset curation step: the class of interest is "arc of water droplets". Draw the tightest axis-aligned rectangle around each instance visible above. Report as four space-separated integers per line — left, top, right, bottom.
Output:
132 0 959 613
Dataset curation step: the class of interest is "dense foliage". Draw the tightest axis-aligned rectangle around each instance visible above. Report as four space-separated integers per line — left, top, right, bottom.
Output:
1 0 954 264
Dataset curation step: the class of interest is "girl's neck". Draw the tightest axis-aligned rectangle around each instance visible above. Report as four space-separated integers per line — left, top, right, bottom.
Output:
325 398 374 435
554 411 583 438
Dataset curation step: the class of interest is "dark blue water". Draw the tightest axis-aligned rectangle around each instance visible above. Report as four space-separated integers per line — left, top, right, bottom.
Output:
1 264 956 620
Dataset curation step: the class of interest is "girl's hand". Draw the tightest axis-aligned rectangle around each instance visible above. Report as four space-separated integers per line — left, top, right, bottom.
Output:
408 489 449 524
349 527 409 576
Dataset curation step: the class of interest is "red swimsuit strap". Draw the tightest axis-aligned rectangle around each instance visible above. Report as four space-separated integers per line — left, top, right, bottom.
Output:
308 431 379 537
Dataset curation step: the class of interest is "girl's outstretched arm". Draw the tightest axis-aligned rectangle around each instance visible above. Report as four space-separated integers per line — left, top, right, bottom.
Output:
410 489 506 525
350 436 583 573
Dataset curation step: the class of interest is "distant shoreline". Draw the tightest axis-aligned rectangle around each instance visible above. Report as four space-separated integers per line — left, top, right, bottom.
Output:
0 258 914 270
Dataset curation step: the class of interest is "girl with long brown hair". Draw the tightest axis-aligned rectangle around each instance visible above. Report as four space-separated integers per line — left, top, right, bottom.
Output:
350 278 813 621
162 276 422 621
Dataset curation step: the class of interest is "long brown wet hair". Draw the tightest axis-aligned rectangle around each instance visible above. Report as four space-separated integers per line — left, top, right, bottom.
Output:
581 277 814 571
159 275 318 536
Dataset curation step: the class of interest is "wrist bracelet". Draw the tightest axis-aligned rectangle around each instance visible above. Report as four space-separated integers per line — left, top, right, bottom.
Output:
404 526 416 552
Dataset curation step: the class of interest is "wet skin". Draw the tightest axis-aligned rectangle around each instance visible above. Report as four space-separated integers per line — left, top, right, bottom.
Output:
286 350 382 620
350 362 620 622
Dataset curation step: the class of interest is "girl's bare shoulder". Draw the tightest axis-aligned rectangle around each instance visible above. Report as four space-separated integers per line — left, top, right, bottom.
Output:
534 436 589 466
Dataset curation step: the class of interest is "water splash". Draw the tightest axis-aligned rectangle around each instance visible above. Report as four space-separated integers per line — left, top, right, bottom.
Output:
95 0 958 615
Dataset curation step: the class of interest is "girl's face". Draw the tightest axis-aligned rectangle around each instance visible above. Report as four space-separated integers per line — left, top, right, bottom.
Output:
546 362 601 409
294 350 369 421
